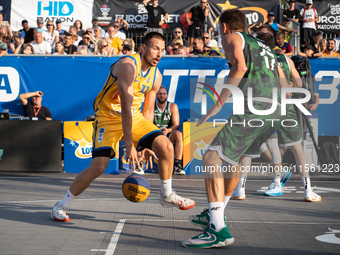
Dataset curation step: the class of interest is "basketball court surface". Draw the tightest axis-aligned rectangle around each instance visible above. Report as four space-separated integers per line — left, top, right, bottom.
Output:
0 170 339 255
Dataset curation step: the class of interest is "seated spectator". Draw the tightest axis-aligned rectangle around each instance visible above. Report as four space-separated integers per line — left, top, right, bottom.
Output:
123 38 136 54
23 44 34 54
202 32 210 46
314 39 327 57
19 91 52 120
54 42 66 55
63 33 77 54
56 19 65 43
298 44 315 58
111 36 123 54
74 20 85 37
116 17 129 34
77 46 88 55
94 39 111 56
209 46 224 57
167 27 189 53
9 32 25 54
31 32 51 54
190 37 203 55
0 26 11 45
281 17 292 43
36 17 45 33
122 44 132 55
42 20 59 49
168 38 183 55
93 26 103 42
91 16 105 37
102 37 116 55
310 30 322 53
264 12 297 34
334 29 340 52
105 22 126 40
276 31 293 56
78 31 96 53
203 45 211 55
323 38 338 57
69 25 81 46
154 86 185 175
176 45 187 55
20 20 36 45
0 13 12 40
300 0 318 46
283 0 300 23
0 42 8 57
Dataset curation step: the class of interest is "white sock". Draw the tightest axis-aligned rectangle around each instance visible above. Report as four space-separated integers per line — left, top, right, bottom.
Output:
60 189 75 208
209 202 225 230
273 171 281 184
301 176 311 191
224 196 231 209
160 178 172 197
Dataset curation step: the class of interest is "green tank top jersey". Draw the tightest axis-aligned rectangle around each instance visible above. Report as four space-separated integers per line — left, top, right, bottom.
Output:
237 32 281 103
154 101 172 130
276 53 290 81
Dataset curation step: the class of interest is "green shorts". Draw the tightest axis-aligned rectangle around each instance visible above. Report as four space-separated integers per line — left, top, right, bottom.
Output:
208 102 281 166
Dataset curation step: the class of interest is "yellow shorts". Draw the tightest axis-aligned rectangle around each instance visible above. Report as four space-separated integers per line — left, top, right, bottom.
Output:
92 112 161 155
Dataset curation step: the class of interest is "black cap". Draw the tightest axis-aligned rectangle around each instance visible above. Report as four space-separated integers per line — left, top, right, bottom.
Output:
314 30 323 35
305 44 314 50
22 19 28 24
123 44 132 50
290 0 296 2
92 16 99 21
56 19 62 23
283 16 289 21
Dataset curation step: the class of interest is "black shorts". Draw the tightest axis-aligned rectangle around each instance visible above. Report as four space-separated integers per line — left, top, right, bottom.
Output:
301 28 315 44
188 25 203 38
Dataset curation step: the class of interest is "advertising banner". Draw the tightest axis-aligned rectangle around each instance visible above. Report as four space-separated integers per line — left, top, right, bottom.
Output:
0 0 11 25
10 0 93 32
93 0 280 33
0 56 339 137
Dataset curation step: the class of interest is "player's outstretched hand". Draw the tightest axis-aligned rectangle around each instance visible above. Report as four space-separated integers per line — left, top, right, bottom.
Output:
126 144 139 171
141 148 158 170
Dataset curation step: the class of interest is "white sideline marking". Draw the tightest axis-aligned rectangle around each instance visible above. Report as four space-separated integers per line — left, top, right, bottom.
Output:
105 219 126 255
91 249 107 252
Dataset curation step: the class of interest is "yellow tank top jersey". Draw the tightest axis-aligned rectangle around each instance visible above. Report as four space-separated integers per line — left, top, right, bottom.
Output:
94 53 157 119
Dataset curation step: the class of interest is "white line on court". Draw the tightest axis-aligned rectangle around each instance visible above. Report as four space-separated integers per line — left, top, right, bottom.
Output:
105 219 126 255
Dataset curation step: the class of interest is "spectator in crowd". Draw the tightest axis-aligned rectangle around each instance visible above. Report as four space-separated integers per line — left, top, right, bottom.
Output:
91 17 105 37
64 33 77 54
110 35 122 55
166 27 189 53
36 17 45 33
74 20 85 37
102 37 116 55
190 37 204 55
264 12 297 34
23 44 34 54
69 25 81 46
300 0 318 46
54 41 66 55
122 44 132 55
0 42 8 57
19 91 52 120
94 39 111 56
0 26 12 45
0 13 12 40
334 29 340 52
168 37 183 55
20 20 36 45
298 44 315 58
42 20 59 49
154 86 185 175
202 32 210 46
56 19 65 43
9 31 25 54
276 31 293 56
93 26 103 42
283 0 300 23
186 0 209 51
105 23 126 41
315 38 327 57
116 17 129 33
143 0 168 34
209 46 224 57
31 32 51 54
281 17 292 43
323 38 338 57
206 38 217 48
309 30 322 53
78 31 96 53
122 38 136 54
203 45 211 55
77 45 89 55
176 45 187 55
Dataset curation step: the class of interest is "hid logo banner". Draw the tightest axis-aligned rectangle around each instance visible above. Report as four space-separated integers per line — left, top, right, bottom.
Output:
0 67 20 102
10 0 93 32
64 121 119 174
119 140 159 174
183 121 223 175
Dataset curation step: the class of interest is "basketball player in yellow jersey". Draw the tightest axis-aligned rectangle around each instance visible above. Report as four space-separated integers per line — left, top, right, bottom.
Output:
51 32 196 222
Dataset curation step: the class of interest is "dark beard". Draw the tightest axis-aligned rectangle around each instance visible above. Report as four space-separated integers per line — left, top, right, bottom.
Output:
158 98 166 104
